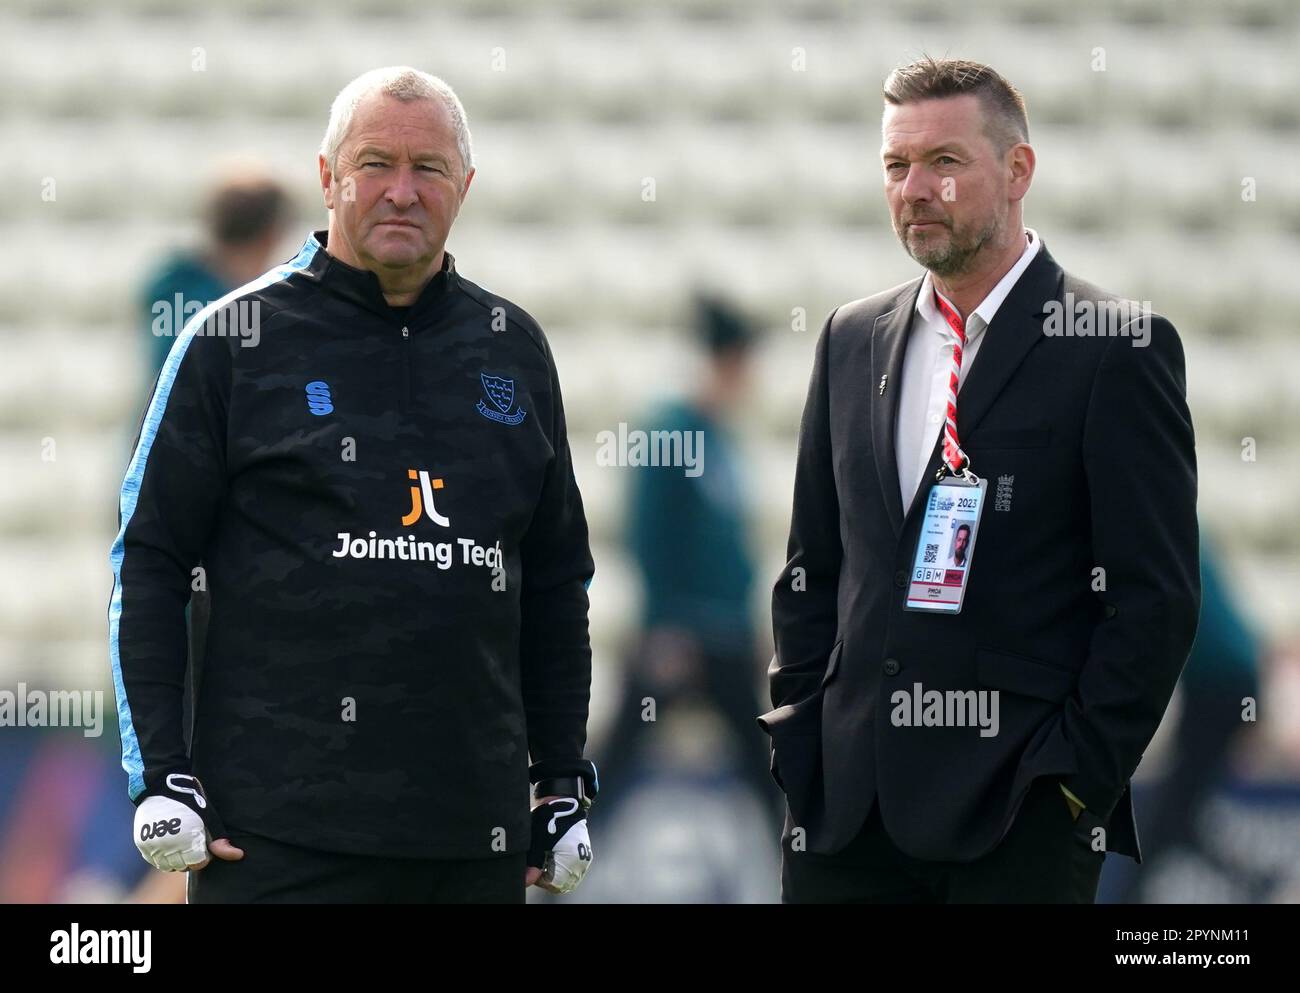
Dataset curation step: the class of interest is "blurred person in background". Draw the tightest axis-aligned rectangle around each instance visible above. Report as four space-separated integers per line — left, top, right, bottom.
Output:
1114 532 1260 903
128 165 291 903
139 167 292 379
596 296 780 832
3 172 297 909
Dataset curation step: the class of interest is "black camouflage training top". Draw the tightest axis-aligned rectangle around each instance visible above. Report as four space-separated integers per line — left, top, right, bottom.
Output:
109 230 594 858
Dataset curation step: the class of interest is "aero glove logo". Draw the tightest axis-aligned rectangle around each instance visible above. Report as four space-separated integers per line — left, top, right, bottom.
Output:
305 380 334 415
402 469 450 527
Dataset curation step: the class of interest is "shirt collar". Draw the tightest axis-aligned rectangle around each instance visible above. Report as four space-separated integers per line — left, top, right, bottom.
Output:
301 229 457 322
915 227 1041 343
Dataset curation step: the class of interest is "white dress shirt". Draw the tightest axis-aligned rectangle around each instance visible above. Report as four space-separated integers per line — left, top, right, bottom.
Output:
895 228 1042 509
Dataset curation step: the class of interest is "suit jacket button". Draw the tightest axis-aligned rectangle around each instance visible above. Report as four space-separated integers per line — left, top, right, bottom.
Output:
883 658 900 676
893 570 907 589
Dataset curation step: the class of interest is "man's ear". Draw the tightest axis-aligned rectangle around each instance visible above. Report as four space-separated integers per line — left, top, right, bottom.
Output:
319 154 335 210
460 167 476 205
1007 142 1035 203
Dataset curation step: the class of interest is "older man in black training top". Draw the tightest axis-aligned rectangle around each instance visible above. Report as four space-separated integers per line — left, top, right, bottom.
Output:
110 66 598 904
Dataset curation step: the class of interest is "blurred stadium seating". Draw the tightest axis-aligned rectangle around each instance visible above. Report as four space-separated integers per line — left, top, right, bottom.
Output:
1 0 1297 902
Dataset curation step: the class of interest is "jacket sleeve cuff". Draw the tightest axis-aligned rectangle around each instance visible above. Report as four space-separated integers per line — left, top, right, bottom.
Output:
528 758 598 798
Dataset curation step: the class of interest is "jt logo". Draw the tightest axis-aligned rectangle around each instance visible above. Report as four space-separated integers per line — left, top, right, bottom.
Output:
402 469 450 527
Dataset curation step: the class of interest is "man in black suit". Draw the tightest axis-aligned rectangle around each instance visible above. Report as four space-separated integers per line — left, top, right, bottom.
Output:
761 57 1200 903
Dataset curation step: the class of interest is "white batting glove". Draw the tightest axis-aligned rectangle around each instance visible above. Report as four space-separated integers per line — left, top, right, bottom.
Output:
528 798 594 894
132 772 224 872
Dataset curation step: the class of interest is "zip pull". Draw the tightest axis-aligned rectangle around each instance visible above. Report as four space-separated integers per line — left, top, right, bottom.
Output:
399 326 412 411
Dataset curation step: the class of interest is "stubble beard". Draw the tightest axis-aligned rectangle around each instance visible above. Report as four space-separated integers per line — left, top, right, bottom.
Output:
899 207 1006 279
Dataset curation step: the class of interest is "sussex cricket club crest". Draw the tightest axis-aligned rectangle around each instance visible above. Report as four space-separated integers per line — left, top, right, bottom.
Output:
476 372 527 425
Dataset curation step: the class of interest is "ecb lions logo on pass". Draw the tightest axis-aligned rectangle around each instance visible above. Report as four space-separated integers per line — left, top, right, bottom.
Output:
476 372 526 425
402 469 450 527
928 492 955 512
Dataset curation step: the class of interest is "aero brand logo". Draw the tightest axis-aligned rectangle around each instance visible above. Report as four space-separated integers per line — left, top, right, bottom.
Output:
306 380 333 415
165 773 207 808
138 817 182 842
547 798 580 834
402 470 450 527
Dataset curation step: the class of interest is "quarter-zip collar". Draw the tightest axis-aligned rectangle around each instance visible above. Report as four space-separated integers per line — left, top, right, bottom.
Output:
300 228 457 325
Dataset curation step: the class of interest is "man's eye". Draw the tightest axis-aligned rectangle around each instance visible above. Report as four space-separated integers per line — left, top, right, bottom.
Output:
886 162 907 173
361 162 386 169
936 156 958 166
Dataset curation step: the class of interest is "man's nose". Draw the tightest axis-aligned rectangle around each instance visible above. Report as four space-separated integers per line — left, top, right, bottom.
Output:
385 166 419 209
899 164 934 204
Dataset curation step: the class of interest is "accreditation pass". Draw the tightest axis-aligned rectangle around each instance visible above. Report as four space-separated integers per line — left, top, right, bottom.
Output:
904 476 988 613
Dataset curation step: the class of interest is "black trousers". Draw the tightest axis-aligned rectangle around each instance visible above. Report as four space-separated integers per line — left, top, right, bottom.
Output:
781 776 1106 904
186 832 527 904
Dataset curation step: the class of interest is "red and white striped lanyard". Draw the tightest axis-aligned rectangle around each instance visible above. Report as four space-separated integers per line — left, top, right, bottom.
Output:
933 290 980 485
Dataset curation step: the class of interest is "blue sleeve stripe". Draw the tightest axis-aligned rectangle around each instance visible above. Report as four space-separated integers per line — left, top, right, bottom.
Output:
108 235 320 800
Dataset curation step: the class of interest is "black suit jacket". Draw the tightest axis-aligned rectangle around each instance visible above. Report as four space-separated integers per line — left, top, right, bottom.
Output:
761 242 1200 863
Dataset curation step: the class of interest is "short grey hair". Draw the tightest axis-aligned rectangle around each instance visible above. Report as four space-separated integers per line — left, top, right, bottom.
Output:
320 66 475 176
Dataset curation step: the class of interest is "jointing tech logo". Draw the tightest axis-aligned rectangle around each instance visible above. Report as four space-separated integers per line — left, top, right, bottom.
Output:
402 469 450 527
331 467 501 571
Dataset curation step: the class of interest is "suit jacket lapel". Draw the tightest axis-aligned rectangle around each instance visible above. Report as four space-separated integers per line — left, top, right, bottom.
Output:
948 244 1064 450
870 280 923 537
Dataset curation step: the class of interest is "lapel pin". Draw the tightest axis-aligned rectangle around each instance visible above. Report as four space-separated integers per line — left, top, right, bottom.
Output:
878 374 889 396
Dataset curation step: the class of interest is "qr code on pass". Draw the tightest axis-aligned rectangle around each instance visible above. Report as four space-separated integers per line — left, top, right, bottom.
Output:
923 543 938 564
